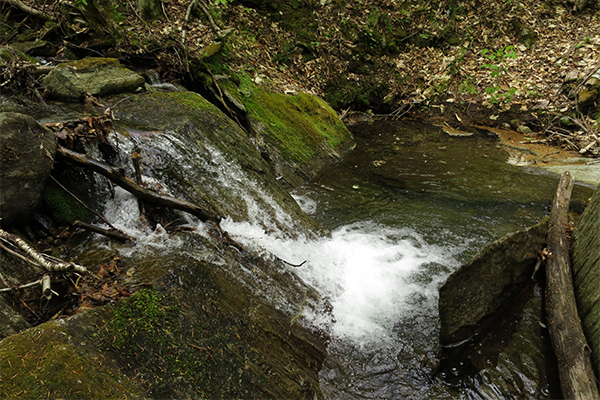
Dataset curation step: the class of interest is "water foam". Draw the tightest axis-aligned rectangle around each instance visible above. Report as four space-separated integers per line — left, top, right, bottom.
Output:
222 218 457 345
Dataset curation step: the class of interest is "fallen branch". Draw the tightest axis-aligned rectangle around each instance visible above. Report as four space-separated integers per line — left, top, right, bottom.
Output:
56 145 221 223
0 228 87 274
545 171 600 400
0 0 50 20
73 220 133 242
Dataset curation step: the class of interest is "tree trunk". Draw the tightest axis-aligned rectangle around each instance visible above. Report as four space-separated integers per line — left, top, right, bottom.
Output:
545 171 600 400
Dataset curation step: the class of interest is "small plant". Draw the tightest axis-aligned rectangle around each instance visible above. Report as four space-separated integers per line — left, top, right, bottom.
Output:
481 45 519 103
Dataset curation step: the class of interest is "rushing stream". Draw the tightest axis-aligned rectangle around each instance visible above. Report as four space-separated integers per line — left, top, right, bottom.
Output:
7 88 593 399
220 121 593 399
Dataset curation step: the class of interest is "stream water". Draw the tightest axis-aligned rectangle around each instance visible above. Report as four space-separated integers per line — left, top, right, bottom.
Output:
221 121 594 399
5 91 594 398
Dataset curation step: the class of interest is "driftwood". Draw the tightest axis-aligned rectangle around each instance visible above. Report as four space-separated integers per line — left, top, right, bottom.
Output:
0 228 87 274
56 145 221 223
545 171 600 400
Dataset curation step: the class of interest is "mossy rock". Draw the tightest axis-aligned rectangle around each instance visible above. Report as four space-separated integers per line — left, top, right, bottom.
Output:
221 76 354 187
0 319 145 399
42 180 91 225
42 58 145 101
0 232 329 399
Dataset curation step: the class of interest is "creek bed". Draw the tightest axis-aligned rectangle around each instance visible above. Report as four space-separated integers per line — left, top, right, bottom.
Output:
275 121 593 399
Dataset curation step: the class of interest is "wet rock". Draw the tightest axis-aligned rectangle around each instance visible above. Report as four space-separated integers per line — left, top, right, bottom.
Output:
0 112 56 226
110 91 318 233
572 186 600 374
438 219 548 346
42 58 145 101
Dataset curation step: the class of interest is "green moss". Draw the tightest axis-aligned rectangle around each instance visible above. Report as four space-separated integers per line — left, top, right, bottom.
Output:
225 75 352 166
42 180 90 225
91 285 270 398
0 321 142 399
165 91 215 111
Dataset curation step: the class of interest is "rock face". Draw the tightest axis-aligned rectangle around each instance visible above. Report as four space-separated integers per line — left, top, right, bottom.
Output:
572 186 600 374
42 58 145 100
110 91 318 233
0 90 339 398
0 112 56 226
438 219 548 346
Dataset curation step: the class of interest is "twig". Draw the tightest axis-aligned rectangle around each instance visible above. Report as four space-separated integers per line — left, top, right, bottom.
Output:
0 0 50 19
0 228 87 274
198 0 220 34
0 278 42 293
73 220 134 242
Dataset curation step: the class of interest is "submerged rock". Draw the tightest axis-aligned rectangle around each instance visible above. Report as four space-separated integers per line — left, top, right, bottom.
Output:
0 112 56 226
42 58 145 101
438 218 548 347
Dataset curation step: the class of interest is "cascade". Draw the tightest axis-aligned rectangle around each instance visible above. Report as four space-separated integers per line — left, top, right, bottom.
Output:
94 119 593 399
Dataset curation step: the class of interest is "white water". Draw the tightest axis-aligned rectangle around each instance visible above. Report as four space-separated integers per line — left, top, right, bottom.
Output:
222 205 460 346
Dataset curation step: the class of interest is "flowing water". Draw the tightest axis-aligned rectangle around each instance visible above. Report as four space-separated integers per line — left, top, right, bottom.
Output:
10 89 592 399
220 121 593 399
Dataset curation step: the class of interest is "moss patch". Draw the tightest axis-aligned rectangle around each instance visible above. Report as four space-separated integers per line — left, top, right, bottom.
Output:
223 75 354 185
0 320 143 399
42 180 91 225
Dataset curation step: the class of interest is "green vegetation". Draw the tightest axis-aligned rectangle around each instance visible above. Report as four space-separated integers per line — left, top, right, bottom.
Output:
42 180 91 225
481 46 519 104
224 74 352 169
0 321 143 399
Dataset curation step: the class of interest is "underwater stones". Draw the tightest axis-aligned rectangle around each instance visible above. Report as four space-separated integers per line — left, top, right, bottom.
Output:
0 112 56 226
438 219 548 347
42 58 145 101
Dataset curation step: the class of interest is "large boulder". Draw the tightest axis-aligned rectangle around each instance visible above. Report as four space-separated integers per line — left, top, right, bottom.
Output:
42 58 145 101
0 112 56 226
218 77 355 187
572 186 600 375
0 90 334 398
438 219 548 346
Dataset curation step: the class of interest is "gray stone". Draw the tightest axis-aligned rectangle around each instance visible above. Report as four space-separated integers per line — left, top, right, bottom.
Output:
0 112 57 226
42 58 145 101
438 219 548 346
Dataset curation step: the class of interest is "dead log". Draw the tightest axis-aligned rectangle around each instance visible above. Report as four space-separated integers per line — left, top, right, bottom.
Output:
56 145 220 223
545 171 600 400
